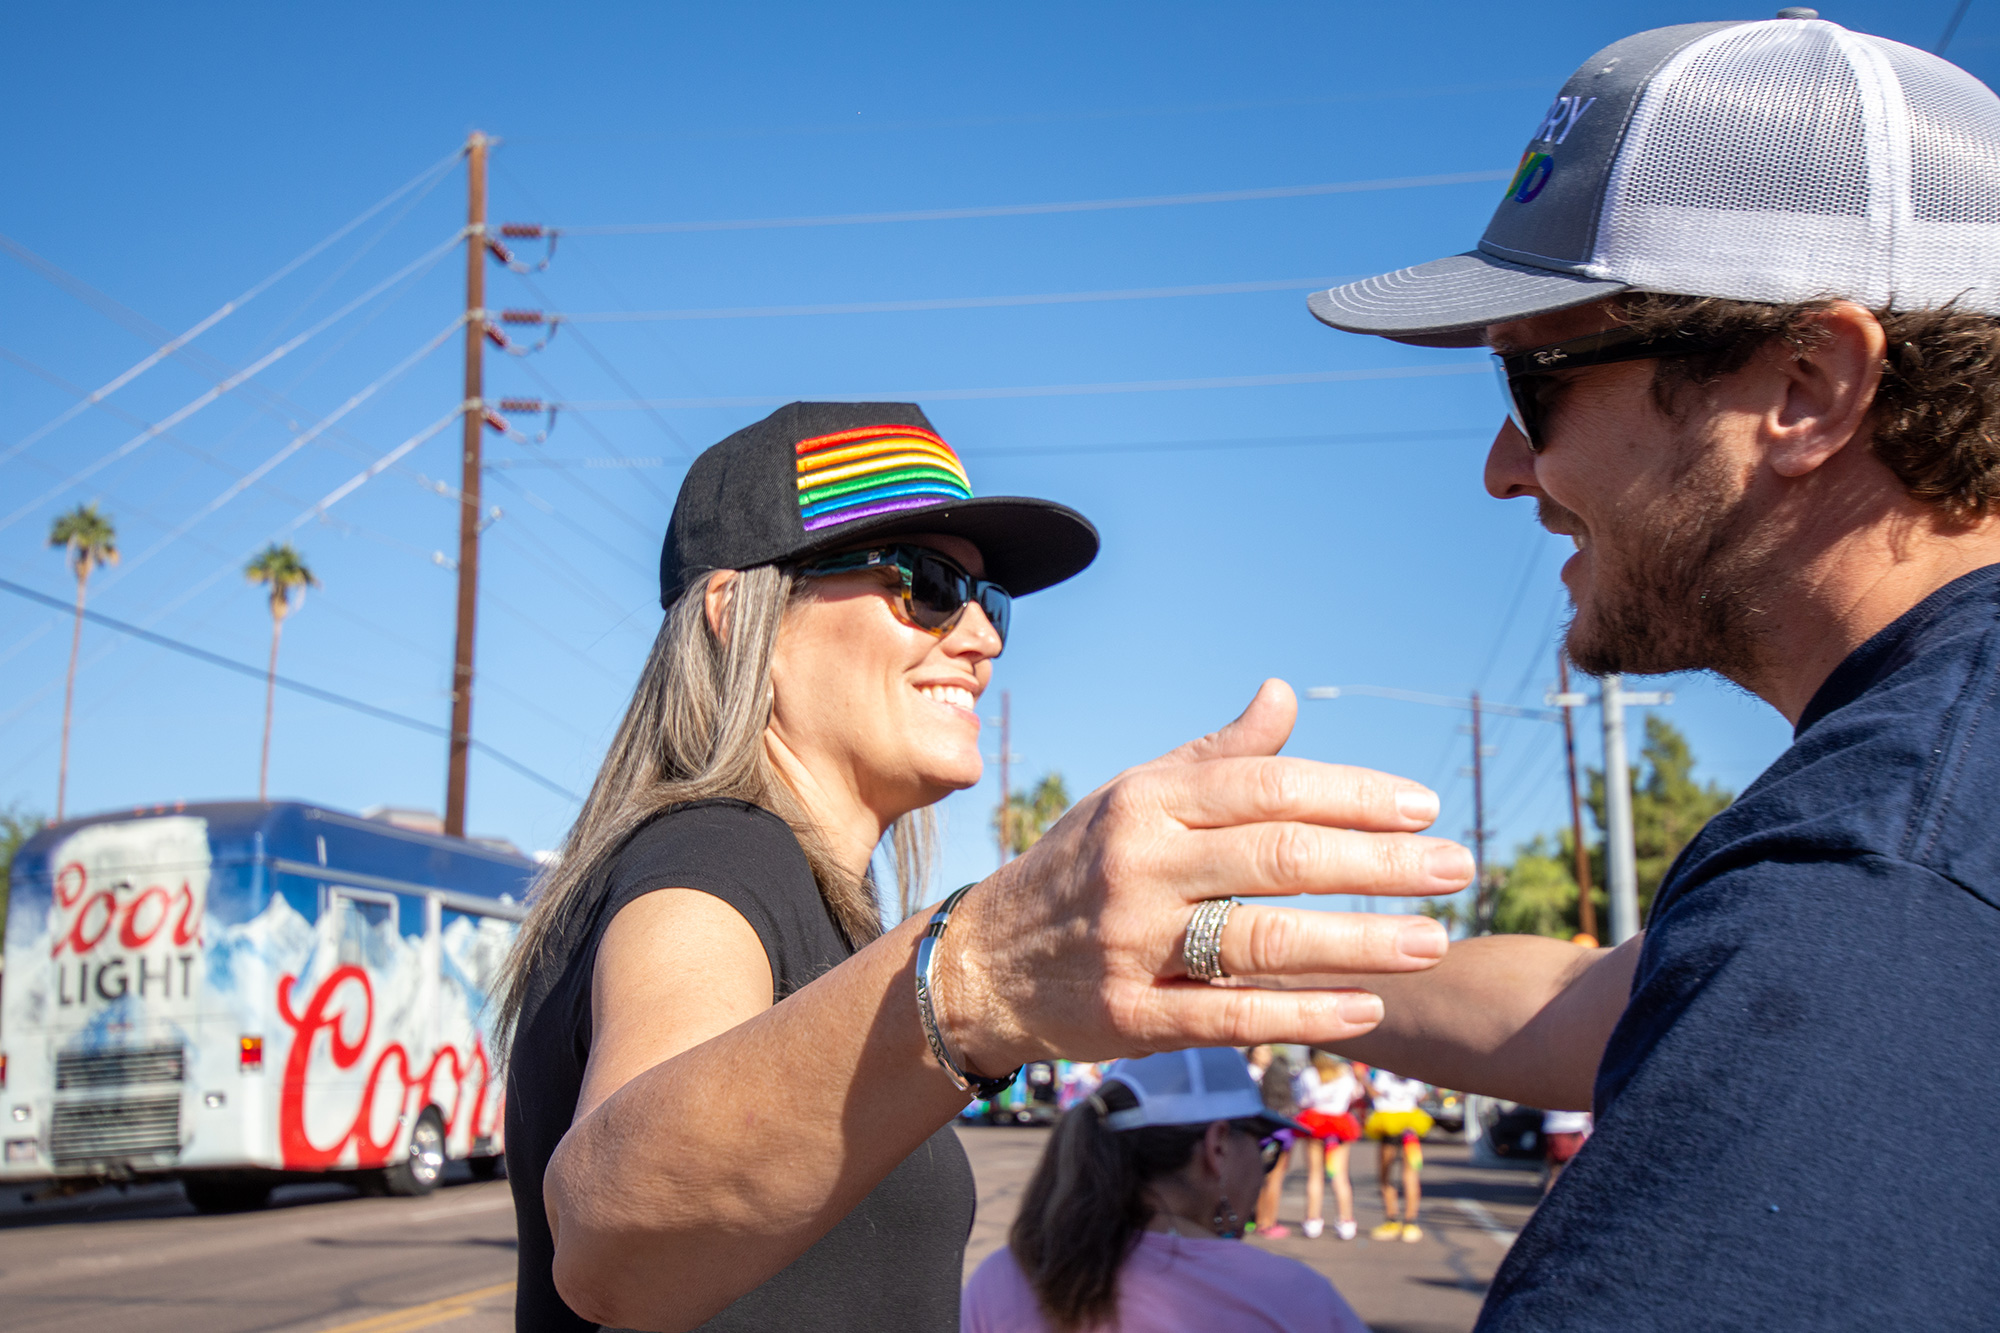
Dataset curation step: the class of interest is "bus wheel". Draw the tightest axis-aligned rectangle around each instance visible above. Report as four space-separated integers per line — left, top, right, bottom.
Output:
183 1177 272 1213
378 1109 447 1197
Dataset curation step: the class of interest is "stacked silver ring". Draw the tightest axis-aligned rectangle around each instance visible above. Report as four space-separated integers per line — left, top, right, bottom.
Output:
1183 898 1236 981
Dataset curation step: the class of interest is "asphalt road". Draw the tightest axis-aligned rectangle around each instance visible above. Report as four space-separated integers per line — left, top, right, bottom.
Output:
0 1129 1542 1332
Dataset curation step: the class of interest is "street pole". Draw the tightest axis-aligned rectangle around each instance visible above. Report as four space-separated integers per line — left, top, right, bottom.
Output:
1557 653 1598 941
444 132 487 839
1601 673 1639 944
997 690 1012 867
1470 690 1491 932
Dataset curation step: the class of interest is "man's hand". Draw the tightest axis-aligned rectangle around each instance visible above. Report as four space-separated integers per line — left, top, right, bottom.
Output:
942 680 1474 1072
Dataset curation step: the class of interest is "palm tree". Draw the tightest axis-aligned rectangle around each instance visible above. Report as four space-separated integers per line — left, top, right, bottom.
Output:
48 504 117 823
997 772 1071 859
245 543 319 802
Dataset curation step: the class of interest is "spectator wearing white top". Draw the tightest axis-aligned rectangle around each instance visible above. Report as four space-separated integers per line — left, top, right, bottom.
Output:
1292 1053 1363 1240
1361 1067 1434 1242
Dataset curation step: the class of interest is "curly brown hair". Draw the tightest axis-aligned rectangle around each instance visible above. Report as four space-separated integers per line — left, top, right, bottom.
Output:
1614 293 2000 521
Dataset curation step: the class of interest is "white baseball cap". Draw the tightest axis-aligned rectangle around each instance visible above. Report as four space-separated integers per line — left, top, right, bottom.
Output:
1098 1048 1305 1133
1309 11 2000 347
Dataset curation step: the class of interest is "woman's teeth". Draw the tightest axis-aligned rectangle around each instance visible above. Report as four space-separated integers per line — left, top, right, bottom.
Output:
919 684 976 711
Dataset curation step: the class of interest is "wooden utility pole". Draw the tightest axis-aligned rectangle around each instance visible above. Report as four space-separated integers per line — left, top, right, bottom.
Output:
997 691 1012 866
1470 689 1490 932
1558 653 1598 940
445 132 487 839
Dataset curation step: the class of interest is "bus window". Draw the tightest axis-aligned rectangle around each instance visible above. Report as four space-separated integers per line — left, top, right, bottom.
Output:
327 891 396 969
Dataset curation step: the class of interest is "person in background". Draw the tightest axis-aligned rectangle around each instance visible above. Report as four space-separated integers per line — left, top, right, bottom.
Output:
1362 1065 1433 1242
1539 1108 1591 1194
1293 1052 1363 1240
1250 1045 1299 1238
963 1049 1366 1333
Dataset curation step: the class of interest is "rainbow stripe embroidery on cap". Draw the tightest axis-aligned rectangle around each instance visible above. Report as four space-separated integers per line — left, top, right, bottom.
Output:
795 423 973 531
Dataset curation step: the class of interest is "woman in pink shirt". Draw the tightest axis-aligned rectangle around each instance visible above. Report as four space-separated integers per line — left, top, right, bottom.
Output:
963 1048 1367 1333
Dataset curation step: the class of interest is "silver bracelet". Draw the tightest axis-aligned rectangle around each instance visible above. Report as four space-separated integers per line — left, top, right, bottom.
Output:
1183 898 1236 981
915 884 1021 1099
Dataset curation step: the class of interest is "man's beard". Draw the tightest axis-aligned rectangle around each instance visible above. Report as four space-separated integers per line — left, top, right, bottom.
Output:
1553 450 1778 682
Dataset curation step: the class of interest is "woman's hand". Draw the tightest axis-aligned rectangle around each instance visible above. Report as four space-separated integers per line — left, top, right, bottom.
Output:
941 679 1471 1072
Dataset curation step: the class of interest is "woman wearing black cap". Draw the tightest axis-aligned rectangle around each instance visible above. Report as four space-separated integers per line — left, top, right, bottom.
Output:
497 403 1470 1332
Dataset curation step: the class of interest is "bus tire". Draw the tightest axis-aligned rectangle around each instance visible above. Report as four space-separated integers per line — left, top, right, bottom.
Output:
183 1176 272 1213
377 1108 447 1197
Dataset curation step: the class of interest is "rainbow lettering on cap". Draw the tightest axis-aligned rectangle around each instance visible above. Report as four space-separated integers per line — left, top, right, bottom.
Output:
795 423 974 531
1507 149 1553 203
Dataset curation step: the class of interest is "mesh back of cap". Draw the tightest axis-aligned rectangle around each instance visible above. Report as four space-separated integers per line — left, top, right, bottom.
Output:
1595 19 2000 312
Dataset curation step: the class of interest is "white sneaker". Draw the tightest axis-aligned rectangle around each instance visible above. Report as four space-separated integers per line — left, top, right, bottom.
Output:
1335 1220 1357 1241
1302 1219 1324 1239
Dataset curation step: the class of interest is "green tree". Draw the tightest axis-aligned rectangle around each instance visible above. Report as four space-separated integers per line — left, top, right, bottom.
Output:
48 503 118 823
1488 717 1730 937
996 772 1070 858
0 806 46 945
245 543 319 802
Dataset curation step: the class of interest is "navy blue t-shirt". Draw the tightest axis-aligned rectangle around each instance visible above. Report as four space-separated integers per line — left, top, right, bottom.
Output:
1481 563 2000 1330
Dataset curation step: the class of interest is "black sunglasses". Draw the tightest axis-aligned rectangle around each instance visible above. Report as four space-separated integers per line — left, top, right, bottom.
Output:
794 544 1011 653
1229 1120 1286 1170
1492 325 1730 452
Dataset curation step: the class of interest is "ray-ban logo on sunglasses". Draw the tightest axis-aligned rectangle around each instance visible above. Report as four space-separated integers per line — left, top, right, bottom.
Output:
1532 348 1570 366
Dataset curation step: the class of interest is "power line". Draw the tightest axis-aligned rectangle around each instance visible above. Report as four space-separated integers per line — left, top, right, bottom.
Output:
482 425 1492 469
105 317 467 587
543 276 1352 323
504 268 694 465
502 78 1558 148
0 146 462 472
0 575 580 802
551 169 1510 235
0 230 467 535
1938 0 1976 53
560 362 1487 412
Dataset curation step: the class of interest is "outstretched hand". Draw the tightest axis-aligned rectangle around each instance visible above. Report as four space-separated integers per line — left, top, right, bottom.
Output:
942 679 1472 1070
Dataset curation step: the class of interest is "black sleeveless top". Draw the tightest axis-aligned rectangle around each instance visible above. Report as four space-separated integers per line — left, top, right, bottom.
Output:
506 800 976 1331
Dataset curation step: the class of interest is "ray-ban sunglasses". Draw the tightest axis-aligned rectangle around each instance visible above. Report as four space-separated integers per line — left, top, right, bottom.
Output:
795 544 1011 652
1493 325 1732 451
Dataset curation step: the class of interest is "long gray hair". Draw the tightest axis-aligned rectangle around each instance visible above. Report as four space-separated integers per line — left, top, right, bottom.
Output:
495 565 933 1042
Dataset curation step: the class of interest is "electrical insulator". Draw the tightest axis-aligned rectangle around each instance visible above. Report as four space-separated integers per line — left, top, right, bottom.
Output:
483 410 510 434
500 309 546 325
500 223 546 239
485 237 516 265
484 323 510 350
498 398 544 414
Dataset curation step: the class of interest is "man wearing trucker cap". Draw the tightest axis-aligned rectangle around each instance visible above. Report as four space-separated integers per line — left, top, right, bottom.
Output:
1302 11 2000 1325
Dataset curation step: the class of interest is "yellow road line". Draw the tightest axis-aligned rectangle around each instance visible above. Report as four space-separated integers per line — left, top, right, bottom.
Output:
312 1281 515 1333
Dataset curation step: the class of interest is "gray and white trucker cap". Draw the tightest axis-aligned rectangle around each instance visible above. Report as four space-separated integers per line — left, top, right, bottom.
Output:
1097 1048 1306 1134
1309 11 2000 348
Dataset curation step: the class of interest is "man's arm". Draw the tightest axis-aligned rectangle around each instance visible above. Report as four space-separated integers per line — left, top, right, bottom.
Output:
1253 933 1640 1109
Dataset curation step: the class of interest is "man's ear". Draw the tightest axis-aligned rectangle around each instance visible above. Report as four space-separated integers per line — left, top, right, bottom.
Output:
702 570 737 640
1766 300 1887 479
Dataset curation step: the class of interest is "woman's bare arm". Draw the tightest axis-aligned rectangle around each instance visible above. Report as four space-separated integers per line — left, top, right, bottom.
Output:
548 895 966 1331
1262 934 1641 1110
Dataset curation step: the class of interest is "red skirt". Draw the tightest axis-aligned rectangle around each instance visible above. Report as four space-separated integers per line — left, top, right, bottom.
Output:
1296 1109 1361 1143
1545 1131 1587 1164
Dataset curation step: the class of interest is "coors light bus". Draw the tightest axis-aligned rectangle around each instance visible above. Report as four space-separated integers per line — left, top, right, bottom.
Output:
0 801 531 1211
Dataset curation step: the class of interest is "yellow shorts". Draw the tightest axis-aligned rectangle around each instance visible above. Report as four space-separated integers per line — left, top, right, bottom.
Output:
1364 1109 1435 1141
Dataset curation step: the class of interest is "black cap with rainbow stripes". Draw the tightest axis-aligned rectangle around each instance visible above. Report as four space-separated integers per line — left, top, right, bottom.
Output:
658 401 1099 609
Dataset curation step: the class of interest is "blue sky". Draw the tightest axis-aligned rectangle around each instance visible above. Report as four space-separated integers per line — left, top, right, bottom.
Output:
3 1 1990 914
